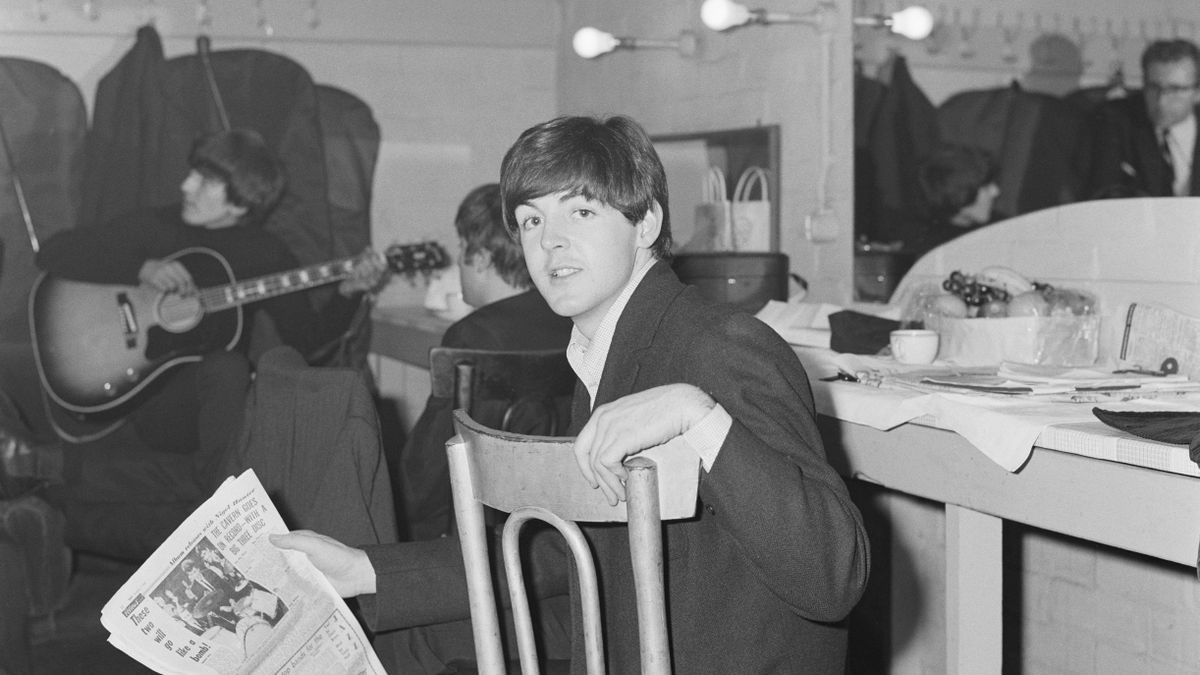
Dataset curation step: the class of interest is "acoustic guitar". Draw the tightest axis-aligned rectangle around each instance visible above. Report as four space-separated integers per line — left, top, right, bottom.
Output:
30 242 447 415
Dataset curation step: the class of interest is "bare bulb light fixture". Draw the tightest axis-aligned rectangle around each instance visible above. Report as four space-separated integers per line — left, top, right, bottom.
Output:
701 0 933 40
853 5 935 41
572 26 699 59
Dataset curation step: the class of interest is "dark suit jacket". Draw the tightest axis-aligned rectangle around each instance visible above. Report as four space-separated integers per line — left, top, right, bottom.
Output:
399 289 573 540
1086 95 1200 197
363 264 869 674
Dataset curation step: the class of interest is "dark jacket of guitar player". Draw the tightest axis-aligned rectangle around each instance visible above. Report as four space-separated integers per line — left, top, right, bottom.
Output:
0 203 347 561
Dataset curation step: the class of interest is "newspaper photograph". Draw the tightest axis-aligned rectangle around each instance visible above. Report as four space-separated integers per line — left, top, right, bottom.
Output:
100 469 385 675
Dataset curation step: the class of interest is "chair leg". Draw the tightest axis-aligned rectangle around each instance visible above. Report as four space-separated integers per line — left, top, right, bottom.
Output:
625 458 671 675
447 440 506 674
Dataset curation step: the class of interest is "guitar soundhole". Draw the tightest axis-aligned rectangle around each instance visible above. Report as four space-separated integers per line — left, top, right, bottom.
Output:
156 293 203 333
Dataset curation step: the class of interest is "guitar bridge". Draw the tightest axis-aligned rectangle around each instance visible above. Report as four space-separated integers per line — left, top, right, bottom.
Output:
117 292 138 349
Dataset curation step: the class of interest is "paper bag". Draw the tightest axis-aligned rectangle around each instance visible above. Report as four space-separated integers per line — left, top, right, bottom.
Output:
732 166 771 251
685 166 733 252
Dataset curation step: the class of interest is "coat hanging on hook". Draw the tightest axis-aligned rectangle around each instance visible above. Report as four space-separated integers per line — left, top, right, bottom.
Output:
81 24 336 286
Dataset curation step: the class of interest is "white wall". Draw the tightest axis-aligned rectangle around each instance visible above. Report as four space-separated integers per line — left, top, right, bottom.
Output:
557 0 858 304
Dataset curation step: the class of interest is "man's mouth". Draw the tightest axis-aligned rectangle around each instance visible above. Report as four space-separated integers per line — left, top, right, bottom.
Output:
548 266 580 279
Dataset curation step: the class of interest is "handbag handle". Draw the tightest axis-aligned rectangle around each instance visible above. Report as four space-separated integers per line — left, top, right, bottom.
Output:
733 166 769 202
702 166 728 203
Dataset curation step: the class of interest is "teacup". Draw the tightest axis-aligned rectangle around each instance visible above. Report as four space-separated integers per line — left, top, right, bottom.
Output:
890 329 939 365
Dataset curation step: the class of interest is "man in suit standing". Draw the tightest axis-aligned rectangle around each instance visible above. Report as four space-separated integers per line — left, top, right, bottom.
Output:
276 115 870 674
1086 39 1200 198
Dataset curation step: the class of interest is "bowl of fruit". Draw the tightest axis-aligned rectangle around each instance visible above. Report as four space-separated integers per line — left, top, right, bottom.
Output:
910 267 1100 366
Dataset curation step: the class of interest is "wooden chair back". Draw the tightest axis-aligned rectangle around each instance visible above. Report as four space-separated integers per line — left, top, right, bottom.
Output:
447 410 700 675
430 347 575 435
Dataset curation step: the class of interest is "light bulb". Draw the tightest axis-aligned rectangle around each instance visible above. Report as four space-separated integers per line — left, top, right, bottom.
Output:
701 0 752 31
573 27 620 59
890 6 934 41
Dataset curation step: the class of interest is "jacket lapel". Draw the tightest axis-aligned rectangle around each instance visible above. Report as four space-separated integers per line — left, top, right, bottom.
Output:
568 261 687 431
593 262 685 408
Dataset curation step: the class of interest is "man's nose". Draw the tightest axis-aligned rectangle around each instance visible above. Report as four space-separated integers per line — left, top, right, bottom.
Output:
539 218 568 249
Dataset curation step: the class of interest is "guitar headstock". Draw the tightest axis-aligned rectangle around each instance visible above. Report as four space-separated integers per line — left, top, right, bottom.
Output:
383 241 450 277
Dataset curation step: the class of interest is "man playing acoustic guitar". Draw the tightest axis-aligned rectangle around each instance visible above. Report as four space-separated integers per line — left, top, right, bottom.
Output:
0 129 385 589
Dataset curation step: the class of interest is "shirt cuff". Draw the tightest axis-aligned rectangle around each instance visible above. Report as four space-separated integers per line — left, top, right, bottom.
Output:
683 402 732 472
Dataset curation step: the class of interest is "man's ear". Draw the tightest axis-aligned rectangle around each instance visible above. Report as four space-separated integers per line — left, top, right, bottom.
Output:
470 249 492 272
635 201 663 249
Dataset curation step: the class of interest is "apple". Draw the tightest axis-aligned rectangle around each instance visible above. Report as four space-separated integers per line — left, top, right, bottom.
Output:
930 293 969 318
980 300 1008 318
1007 290 1049 317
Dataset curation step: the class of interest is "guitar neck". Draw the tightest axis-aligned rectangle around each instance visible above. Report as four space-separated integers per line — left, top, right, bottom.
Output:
198 257 359 311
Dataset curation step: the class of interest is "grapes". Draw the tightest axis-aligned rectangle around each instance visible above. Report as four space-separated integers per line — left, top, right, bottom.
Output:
941 270 1010 307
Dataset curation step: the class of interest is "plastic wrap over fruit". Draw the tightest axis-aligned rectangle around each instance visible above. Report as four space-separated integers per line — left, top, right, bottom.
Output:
897 277 1100 366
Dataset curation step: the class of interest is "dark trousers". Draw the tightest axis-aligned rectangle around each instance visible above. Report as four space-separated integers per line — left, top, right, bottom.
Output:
0 343 251 560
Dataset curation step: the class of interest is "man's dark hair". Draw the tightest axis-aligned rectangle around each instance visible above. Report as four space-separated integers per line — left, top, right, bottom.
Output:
917 143 996 223
188 128 286 226
454 183 533 289
499 115 672 259
1141 39 1200 79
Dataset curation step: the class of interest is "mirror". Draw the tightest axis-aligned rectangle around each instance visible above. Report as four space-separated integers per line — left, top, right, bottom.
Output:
653 125 781 252
851 1 1200 303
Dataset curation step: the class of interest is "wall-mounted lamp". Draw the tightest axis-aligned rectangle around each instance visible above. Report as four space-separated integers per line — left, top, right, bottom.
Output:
701 0 836 32
701 0 933 41
853 5 935 41
572 26 699 59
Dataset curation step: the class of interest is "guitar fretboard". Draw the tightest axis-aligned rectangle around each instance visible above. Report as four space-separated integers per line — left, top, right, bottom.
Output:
198 257 359 311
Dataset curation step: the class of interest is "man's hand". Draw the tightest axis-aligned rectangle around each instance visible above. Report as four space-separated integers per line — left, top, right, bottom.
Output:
573 383 713 506
139 259 195 294
338 248 390 297
270 530 377 597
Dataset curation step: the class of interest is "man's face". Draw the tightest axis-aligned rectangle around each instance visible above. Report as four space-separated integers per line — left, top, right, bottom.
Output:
1143 58 1200 129
180 169 246 229
515 191 658 339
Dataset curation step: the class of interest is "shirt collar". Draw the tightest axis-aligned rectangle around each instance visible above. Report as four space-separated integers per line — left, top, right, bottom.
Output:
566 258 657 408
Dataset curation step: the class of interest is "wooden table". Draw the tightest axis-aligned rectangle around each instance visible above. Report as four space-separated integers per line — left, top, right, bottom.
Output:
812 377 1200 674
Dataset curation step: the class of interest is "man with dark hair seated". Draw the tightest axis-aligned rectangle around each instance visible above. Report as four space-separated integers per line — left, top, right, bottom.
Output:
399 183 573 541
275 115 869 674
0 129 386 578
914 142 1000 253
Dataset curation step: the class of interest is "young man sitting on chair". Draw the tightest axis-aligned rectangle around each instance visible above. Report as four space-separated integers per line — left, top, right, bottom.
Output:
275 115 870 673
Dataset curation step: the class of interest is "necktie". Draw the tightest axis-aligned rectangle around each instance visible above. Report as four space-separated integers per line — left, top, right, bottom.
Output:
1160 128 1176 192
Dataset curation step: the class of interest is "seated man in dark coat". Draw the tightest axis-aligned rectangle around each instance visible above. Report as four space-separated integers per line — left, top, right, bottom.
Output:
275 115 870 674
1086 39 1200 198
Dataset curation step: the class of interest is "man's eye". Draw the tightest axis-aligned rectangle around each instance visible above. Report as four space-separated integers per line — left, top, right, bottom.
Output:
575 208 594 218
520 216 541 231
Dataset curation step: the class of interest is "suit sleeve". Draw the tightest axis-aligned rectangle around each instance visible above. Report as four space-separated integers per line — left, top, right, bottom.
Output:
684 313 870 623
358 524 570 631
1084 103 1142 199
36 212 163 284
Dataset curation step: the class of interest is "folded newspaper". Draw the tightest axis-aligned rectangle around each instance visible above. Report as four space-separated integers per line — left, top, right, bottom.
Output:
100 469 385 674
